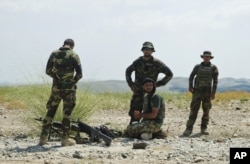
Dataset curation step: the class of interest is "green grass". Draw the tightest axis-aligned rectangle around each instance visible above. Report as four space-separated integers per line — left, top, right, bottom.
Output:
1 86 250 121
0 85 96 121
1 85 250 137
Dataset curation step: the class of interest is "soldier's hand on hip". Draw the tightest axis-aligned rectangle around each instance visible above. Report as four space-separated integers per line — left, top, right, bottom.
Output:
189 87 194 93
211 94 215 100
131 84 137 93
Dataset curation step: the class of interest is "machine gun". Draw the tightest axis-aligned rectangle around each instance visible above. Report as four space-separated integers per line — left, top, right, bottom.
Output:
35 118 112 146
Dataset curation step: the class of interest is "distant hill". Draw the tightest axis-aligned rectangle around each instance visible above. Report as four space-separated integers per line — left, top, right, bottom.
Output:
78 77 250 93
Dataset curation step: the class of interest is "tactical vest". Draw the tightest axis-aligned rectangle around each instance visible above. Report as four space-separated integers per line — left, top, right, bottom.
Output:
195 64 214 89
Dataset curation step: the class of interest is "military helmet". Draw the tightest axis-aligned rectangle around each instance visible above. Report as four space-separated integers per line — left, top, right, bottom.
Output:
141 41 155 52
200 51 214 59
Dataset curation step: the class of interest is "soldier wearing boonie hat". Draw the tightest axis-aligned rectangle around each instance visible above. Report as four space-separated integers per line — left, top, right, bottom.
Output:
125 41 173 125
183 50 219 137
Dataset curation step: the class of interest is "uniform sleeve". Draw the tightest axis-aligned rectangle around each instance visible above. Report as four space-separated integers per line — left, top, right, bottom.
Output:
189 65 199 88
45 53 54 78
151 95 161 109
156 61 173 87
125 60 136 87
212 65 219 94
73 54 83 82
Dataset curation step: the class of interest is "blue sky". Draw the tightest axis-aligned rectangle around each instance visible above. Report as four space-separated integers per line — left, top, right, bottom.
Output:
1 0 250 84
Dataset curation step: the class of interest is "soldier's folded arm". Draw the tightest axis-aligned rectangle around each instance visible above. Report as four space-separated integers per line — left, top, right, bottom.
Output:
156 66 173 87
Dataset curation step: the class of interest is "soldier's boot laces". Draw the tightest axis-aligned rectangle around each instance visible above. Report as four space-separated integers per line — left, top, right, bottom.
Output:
201 129 209 135
183 128 192 136
38 135 48 146
61 137 76 147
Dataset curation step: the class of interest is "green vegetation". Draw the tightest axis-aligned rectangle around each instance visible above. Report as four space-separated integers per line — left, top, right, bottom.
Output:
216 91 250 101
1 85 250 119
1 85 250 136
0 85 132 121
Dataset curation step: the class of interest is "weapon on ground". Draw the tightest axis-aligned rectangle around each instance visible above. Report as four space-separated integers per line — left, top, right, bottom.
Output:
35 118 113 146
72 119 112 146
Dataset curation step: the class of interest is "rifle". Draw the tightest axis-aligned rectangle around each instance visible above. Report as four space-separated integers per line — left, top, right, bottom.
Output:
35 118 112 146
72 119 112 146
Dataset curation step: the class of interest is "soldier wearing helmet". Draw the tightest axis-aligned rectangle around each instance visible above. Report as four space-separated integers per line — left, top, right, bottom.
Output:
183 51 219 136
125 41 173 124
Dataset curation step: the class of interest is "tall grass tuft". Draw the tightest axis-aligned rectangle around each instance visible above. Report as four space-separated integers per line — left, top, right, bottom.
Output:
0 85 97 123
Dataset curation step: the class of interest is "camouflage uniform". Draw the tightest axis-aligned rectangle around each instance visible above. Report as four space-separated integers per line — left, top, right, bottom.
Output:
186 59 219 133
126 42 173 124
40 39 82 143
126 93 165 138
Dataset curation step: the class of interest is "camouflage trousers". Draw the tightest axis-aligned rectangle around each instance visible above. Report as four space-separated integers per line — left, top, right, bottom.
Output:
186 91 212 130
40 86 76 137
128 88 144 124
125 120 161 138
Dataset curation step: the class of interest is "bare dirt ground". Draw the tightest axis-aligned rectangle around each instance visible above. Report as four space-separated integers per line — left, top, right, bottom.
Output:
0 99 250 164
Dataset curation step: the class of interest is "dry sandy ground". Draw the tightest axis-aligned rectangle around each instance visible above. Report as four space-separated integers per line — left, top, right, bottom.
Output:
0 99 250 163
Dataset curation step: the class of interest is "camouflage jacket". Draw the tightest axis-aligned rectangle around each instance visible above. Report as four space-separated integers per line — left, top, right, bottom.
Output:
46 47 82 88
189 62 219 94
126 56 173 88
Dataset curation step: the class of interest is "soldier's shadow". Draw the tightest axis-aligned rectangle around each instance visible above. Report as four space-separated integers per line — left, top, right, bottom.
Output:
7 144 61 153
190 133 203 138
179 133 203 138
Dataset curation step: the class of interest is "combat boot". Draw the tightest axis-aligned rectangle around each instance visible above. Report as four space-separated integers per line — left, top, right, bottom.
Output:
38 135 48 146
201 128 209 135
183 128 192 137
61 136 76 146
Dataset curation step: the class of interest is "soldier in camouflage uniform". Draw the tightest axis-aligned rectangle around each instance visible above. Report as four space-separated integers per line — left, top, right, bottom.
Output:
125 41 173 124
183 51 219 136
39 39 83 146
125 78 165 140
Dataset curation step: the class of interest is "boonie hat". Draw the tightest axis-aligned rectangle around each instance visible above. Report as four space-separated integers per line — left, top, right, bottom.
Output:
200 51 214 59
141 41 155 52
